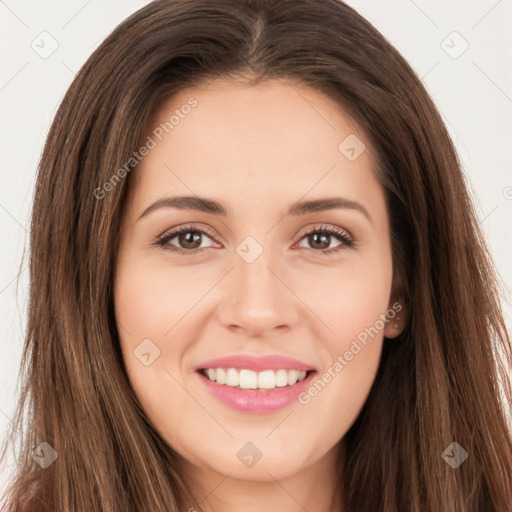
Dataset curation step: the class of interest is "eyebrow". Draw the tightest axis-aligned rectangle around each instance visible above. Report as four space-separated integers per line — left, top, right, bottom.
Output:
137 195 372 223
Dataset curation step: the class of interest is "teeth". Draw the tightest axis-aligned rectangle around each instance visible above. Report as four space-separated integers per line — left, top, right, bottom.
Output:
203 368 309 390
275 369 288 387
226 368 239 387
258 370 275 389
239 369 257 389
216 368 226 385
287 369 298 386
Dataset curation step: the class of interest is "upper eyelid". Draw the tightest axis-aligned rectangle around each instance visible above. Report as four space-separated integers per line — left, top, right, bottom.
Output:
157 223 218 242
298 223 352 238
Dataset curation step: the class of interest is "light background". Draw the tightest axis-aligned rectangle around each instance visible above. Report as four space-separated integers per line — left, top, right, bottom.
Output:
1 0 511 493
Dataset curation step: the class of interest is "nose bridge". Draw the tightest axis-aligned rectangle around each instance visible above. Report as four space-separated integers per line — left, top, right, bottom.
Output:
237 243 278 299
235 238 283 307
218 235 299 334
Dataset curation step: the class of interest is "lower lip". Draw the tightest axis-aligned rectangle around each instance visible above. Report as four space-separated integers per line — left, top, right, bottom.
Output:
197 371 316 413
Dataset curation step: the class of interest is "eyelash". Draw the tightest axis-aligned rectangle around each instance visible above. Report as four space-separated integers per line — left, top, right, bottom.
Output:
154 223 355 256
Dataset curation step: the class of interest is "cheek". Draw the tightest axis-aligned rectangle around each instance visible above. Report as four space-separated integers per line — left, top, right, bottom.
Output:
113 260 188 443
294 255 391 431
113 255 212 413
299 312 385 446
113 257 184 397
114 255 205 342
293 254 392 346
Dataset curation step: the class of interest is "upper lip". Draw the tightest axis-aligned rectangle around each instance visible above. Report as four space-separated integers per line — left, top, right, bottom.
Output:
197 354 316 372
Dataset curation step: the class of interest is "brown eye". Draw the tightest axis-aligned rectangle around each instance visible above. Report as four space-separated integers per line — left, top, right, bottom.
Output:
305 232 335 250
176 231 203 250
155 225 217 254
155 224 354 256
297 226 354 254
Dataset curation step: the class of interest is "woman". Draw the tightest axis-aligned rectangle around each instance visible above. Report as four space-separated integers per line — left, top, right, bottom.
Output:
1 0 511 510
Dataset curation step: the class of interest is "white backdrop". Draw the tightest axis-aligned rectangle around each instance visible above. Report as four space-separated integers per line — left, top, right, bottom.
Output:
1 0 511 493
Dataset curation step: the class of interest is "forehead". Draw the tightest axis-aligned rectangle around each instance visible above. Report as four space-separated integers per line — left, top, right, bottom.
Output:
128 78 385 223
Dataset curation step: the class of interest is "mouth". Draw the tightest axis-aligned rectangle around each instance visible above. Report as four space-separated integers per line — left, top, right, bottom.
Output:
195 355 317 413
198 367 313 390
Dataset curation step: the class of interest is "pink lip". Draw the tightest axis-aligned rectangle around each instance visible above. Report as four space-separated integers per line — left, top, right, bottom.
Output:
197 354 315 372
197 370 316 413
195 354 316 413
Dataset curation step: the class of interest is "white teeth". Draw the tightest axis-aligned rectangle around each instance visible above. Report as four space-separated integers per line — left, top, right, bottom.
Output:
287 369 298 386
275 369 288 387
257 370 275 389
226 368 239 387
203 367 310 390
216 368 226 385
239 369 258 389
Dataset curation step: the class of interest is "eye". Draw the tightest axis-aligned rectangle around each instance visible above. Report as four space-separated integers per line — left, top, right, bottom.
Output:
295 224 354 255
155 224 218 255
154 223 355 255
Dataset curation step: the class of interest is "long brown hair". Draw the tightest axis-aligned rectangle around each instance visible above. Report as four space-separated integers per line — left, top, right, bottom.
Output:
2 0 511 510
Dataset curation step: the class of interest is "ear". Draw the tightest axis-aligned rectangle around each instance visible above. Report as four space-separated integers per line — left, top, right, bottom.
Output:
383 298 407 339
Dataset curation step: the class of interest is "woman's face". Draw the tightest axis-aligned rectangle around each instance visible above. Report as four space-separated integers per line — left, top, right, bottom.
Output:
114 78 404 485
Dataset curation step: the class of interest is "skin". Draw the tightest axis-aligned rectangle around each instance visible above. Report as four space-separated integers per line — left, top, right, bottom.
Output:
114 77 406 512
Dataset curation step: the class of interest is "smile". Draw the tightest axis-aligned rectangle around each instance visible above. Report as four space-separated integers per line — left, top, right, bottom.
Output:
201 367 308 390
195 354 317 413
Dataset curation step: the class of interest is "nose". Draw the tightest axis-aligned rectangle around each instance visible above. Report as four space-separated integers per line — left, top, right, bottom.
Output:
217 246 300 337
